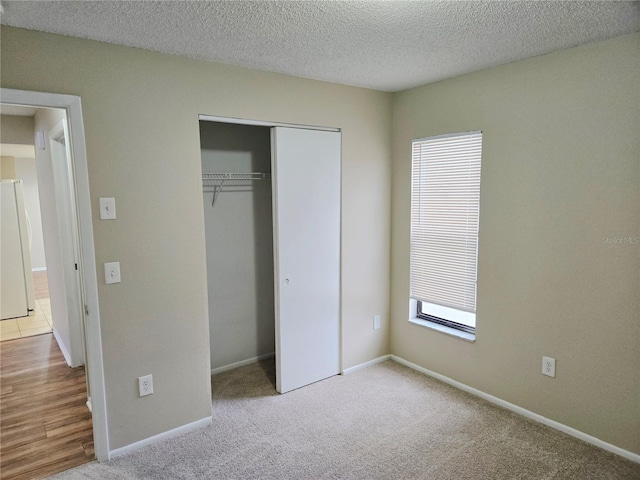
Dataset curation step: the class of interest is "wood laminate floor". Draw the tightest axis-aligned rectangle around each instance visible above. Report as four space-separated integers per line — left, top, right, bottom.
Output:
0 333 93 479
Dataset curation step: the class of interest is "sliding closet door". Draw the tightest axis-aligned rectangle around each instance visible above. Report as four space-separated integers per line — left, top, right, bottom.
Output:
271 127 341 394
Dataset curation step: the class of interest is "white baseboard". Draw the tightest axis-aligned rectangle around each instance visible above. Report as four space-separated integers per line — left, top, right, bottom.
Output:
32 267 47 272
109 416 212 460
391 355 640 464
341 354 391 375
211 352 275 376
52 328 72 367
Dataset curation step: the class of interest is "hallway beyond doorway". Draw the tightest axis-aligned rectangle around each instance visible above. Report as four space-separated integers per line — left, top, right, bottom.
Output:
0 332 94 479
0 272 53 341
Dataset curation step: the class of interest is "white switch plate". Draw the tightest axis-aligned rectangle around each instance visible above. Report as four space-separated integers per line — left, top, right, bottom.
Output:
35 130 46 150
99 197 116 220
104 262 121 284
373 314 381 330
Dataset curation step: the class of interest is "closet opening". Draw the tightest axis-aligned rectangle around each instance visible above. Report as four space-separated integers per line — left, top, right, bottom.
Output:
200 115 342 395
199 121 276 386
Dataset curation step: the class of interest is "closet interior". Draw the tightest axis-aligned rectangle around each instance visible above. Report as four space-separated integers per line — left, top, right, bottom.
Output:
199 121 275 378
200 118 341 394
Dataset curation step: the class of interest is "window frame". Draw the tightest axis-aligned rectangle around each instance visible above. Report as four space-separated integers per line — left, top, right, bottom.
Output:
409 130 482 337
416 301 476 335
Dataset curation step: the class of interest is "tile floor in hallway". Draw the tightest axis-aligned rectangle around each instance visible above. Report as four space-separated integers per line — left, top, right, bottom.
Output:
0 271 53 342
0 299 53 341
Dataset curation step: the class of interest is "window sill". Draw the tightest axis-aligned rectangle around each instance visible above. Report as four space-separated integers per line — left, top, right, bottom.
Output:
409 317 476 342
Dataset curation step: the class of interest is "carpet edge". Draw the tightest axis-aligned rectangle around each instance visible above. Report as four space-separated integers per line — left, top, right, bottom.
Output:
109 416 212 461
390 355 640 465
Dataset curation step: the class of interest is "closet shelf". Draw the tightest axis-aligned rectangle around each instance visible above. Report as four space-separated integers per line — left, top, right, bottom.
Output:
202 172 269 207
202 172 268 185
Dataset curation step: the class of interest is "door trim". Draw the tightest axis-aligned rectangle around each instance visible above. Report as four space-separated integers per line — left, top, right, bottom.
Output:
1 88 109 461
48 117 86 367
198 114 340 132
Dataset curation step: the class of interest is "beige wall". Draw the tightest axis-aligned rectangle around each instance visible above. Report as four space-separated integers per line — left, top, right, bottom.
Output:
391 33 640 454
1 27 392 450
1 114 34 145
0 155 16 178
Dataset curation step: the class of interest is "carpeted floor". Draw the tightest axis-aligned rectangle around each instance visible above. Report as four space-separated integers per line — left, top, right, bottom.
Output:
49 360 640 479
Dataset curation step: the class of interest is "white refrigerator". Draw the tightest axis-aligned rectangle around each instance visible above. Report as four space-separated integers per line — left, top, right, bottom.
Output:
1 179 36 320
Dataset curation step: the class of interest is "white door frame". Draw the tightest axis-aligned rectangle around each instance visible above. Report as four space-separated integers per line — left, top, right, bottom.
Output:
48 118 87 368
1 88 109 461
198 114 339 132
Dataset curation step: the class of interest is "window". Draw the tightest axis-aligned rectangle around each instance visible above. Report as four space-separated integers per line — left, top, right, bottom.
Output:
410 131 482 335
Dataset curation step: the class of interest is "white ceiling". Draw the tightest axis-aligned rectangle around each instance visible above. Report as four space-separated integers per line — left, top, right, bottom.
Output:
2 1 639 92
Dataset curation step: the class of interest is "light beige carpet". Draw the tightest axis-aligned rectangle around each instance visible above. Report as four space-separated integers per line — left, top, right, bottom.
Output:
50 360 640 479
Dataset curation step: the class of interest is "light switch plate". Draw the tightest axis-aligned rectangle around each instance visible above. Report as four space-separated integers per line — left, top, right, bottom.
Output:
104 262 121 284
100 197 116 220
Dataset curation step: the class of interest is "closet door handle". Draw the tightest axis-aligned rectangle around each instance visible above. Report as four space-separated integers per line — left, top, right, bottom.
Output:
283 278 290 286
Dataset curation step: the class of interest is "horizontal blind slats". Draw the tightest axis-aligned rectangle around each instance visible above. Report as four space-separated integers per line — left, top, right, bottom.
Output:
410 131 481 314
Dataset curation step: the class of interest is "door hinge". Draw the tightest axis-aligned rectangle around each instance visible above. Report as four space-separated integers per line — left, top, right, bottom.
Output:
75 263 78 270
85 304 89 316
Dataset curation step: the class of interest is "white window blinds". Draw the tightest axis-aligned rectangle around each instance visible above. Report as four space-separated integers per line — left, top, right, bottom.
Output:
410 131 482 314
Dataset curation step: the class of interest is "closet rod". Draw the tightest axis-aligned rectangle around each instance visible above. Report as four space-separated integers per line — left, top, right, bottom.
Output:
202 172 269 207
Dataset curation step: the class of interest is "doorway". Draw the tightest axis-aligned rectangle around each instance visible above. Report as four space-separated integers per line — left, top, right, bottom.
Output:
0 154 52 339
1 109 83 355
0 104 95 477
200 121 275 377
0 88 108 462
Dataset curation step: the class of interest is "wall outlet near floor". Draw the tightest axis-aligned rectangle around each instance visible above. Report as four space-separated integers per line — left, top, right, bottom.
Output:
542 356 556 378
138 374 153 397
373 314 381 330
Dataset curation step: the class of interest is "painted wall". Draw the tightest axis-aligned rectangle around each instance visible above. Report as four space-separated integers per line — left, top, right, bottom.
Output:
391 33 640 454
200 122 275 371
1 114 34 145
0 155 16 178
0 27 392 450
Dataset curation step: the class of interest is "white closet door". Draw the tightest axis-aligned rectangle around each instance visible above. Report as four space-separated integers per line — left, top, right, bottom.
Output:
271 127 341 394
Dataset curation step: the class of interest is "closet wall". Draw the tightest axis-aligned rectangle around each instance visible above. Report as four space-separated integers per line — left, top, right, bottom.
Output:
200 121 275 371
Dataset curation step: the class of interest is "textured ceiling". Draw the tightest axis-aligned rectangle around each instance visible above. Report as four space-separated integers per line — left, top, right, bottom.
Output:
1 1 639 92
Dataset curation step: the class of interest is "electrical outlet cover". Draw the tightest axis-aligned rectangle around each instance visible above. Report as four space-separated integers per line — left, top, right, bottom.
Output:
138 374 153 397
542 356 556 378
